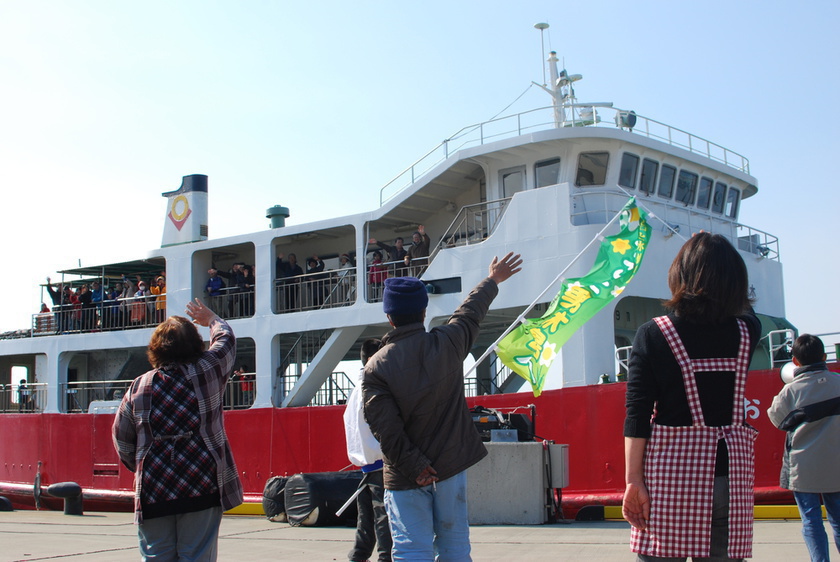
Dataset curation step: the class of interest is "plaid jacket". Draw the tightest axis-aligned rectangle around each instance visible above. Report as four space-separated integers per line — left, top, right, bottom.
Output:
112 317 243 523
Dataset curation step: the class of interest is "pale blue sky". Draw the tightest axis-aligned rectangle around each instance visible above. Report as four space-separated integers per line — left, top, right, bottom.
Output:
1 1 838 336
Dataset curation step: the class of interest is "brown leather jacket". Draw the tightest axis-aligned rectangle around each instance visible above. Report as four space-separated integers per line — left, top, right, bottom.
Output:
362 278 497 490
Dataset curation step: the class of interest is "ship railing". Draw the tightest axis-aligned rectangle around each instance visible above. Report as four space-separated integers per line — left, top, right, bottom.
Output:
735 225 780 261
463 355 521 398
765 329 795 368
365 258 409 303
593 106 750 174
365 258 430 303
58 377 258 413
431 198 513 265
815 332 840 363
570 190 780 261
276 329 334 400
0 382 47 413
205 287 255 320
379 106 750 205
616 345 632 375
32 295 162 337
226 372 257 410
464 375 497 397
274 268 357 314
280 370 354 406
62 380 133 413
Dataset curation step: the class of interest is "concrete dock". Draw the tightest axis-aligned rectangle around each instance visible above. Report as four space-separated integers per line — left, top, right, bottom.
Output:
0 509 819 561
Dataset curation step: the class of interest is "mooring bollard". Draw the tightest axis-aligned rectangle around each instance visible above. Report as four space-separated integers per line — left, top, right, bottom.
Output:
46 482 83 515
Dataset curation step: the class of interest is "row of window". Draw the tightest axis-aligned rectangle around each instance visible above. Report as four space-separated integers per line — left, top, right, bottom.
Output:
575 151 741 218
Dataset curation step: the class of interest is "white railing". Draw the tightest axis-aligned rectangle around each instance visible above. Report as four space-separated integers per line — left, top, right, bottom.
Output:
379 106 750 205
274 268 357 313
32 294 163 336
816 332 840 362
279 370 354 406
765 329 795 368
616 345 632 375
0 382 47 413
56 377 258 413
570 190 780 261
438 198 511 249
206 287 256 320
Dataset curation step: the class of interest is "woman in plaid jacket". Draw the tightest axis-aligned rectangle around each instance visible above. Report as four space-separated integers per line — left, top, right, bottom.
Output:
113 298 243 561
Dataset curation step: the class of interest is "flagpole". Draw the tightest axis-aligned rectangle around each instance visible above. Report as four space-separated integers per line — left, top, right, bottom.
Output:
465 199 632 379
615 187 686 242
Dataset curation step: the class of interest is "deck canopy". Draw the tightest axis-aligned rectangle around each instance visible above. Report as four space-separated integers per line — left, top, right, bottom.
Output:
47 258 168 287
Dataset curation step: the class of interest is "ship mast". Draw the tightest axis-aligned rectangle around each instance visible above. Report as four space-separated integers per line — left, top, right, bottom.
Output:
533 22 610 128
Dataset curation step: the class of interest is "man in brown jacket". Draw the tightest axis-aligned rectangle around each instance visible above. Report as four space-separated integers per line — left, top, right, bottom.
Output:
363 252 522 561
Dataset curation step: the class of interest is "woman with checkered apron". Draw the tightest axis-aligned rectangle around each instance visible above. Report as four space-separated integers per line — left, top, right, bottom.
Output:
623 233 761 561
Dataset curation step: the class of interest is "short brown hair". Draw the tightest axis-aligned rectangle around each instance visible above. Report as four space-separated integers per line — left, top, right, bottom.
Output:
664 232 753 323
146 316 205 368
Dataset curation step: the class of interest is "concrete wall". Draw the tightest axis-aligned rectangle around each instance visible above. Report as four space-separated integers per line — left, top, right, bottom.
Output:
467 442 568 525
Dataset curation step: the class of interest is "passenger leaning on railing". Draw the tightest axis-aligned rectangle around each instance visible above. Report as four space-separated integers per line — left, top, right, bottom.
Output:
371 235 409 277
276 253 303 311
240 265 255 316
45 277 73 333
150 276 166 324
131 280 152 325
17 379 34 412
405 224 431 277
306 256 327 308
205 268 226 318
368 251 387 300
337 254 356 301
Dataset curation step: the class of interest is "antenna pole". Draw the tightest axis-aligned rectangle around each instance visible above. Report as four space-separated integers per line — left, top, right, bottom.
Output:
534 23 549 86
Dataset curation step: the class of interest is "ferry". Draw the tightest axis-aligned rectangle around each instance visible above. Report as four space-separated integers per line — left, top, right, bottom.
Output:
0 34 804 518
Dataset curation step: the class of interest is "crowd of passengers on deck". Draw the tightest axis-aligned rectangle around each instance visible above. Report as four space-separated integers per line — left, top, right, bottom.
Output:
31 226 432 335
39 273 169 334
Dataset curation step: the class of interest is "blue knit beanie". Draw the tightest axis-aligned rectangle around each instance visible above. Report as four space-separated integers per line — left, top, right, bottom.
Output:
383 277 428 315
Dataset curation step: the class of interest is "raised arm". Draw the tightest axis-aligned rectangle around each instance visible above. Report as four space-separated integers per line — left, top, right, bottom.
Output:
487 252 523 285
186 298 219 327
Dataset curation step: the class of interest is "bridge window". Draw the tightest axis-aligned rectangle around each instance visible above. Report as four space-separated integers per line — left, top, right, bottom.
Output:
535 158 561 188
658 165 676 199
675 170 698 206
618 153 640 189
575 152 609 186
501 166 526 197
711 182 727 214
696 176 714 209
725 187 740 218
639 159 658 194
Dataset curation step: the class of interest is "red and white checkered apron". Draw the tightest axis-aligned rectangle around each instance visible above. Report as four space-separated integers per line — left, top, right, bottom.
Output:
630 316 756 559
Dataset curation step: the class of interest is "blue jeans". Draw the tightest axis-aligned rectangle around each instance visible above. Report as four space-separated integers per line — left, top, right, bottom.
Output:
138 506 223 561
385 470 470 561
794 491 840 562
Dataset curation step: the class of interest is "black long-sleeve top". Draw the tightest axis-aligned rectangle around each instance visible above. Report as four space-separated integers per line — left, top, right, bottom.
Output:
624 312 761 439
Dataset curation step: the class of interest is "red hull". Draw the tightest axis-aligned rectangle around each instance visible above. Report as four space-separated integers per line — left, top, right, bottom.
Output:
0 368 796 515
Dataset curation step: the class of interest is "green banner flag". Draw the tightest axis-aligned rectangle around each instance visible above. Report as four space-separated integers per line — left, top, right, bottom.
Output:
496 198 650 396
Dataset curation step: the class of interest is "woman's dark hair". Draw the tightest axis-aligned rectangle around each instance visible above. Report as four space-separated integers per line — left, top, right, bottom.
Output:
360 338 382 365
792 334 825 365
146 316 205 368
664 232 753 323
